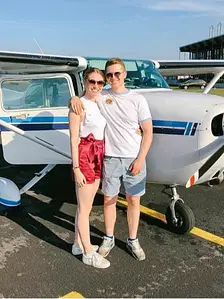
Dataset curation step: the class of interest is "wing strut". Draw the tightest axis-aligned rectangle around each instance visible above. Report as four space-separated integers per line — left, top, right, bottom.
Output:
203 70 224 94
0 119 72 195
19 164 56 195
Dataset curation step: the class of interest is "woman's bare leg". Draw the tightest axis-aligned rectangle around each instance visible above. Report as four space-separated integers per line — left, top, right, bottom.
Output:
76 183 96 254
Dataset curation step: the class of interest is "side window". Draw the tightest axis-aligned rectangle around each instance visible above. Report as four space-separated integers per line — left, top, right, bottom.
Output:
1 77 72 110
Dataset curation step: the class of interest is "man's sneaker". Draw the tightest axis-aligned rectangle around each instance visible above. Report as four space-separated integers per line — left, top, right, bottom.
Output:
83 251 110 268
98 236 115 257
72 243 99 256
126 238 146 261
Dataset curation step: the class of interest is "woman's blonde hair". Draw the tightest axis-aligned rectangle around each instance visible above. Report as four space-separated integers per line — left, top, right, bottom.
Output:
83 67 105 82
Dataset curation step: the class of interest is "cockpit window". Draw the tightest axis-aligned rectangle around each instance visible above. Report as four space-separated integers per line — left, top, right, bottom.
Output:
86 57 169 90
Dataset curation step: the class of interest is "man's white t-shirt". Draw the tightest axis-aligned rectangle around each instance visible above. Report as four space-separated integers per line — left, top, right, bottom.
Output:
98 89 152 158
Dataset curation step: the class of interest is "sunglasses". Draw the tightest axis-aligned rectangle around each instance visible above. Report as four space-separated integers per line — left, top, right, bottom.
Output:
88 79 105 86
105 72 123 79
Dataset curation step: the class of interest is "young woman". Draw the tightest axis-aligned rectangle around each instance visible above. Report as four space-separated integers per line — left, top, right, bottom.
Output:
69 68 110 269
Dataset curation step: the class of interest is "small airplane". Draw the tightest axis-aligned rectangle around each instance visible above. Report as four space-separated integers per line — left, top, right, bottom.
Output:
0 51 224 236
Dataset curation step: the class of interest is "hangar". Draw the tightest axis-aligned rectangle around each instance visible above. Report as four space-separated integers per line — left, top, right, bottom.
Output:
180 34 224 60
179 27 224 84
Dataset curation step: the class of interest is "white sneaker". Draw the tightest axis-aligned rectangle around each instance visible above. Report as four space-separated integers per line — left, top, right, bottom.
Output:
126 238 146 261
72 243 99 256
98 236 115 257
83 251 110 268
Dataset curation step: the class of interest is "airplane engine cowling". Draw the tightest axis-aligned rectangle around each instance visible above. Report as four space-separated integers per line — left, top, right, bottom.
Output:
0 177 21 207
195 103 224 185
141 90 224 186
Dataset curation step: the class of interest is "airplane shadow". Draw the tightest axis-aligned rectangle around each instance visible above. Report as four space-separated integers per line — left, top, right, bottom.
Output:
0 165 107 259
0 164 172 257
1 197 108 261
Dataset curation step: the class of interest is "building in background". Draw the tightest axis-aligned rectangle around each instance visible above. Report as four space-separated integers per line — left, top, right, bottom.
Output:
179 23 224 60
178 23 224 85
179 35 224 60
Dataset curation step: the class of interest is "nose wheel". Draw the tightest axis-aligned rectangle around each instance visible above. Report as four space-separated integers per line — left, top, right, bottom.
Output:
165 186 195 234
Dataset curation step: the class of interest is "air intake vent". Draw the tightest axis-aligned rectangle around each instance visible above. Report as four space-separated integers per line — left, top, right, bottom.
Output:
212 113 224 136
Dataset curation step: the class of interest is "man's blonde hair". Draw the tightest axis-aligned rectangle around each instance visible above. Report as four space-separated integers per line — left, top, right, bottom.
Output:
105 57 126 71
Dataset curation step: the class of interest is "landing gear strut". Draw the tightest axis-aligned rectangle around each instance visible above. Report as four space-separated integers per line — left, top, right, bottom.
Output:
165 185 195 234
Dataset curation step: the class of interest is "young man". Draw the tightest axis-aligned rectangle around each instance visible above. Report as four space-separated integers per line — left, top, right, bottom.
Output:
70 58 153 261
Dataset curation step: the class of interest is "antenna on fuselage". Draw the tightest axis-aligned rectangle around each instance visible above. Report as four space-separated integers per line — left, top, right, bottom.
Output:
33 38 44 54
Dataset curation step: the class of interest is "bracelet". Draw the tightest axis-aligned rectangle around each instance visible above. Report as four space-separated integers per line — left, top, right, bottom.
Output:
73 166 79 169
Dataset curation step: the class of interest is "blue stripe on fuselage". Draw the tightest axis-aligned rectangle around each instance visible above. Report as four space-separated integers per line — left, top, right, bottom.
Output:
152 120 188 128
0 117 197 136
185 122 193 136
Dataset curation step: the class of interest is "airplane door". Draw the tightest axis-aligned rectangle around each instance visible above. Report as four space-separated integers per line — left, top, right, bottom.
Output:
0 73 76 164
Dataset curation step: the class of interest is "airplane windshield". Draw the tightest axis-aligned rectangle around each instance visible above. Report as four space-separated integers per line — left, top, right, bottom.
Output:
86 57 169 90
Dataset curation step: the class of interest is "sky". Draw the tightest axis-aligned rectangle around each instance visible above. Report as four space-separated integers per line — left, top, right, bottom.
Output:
1 0 224 60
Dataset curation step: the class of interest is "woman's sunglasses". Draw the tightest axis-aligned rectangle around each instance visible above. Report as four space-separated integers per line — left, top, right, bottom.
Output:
88 79 105 86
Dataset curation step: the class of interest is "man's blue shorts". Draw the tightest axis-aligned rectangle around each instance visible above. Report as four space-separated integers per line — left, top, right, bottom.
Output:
101 156 146 197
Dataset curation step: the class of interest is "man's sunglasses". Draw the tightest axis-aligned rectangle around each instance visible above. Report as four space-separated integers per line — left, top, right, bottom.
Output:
88 79 105 86
105 72 122 79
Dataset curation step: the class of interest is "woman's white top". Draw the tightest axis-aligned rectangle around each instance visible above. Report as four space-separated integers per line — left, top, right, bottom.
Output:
79 96 106 140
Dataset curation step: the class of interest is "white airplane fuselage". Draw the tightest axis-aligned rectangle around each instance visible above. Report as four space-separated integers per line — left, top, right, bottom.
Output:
1 52 224 189
1 87 224 187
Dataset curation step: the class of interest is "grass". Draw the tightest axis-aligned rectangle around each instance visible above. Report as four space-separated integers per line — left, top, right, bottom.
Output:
172 86 224 96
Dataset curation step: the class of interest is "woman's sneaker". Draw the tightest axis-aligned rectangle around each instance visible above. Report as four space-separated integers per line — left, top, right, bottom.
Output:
72 243 99 256
83 251 110 268
98 236 115 257
126 238 145 261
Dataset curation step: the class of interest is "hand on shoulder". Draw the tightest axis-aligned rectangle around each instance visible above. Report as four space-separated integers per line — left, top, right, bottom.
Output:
69 96 84 115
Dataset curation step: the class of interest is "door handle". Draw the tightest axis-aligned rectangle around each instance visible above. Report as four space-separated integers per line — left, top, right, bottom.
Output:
14 113 29 119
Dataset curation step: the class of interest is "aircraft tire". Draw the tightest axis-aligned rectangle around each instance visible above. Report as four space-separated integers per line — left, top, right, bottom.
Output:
165 201 195 234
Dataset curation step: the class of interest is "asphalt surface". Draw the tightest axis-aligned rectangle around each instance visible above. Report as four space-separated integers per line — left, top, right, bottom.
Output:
0 163 223 298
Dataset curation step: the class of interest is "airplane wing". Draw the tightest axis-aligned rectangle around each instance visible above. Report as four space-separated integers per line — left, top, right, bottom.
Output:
158 60 224 76
0 51 87 74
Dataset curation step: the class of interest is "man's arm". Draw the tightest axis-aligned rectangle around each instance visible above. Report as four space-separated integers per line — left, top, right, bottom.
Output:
68 96 84 115
129 119 153 176
138 119 153 161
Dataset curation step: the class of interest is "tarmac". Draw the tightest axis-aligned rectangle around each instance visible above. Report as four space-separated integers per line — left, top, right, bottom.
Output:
0 163 223 298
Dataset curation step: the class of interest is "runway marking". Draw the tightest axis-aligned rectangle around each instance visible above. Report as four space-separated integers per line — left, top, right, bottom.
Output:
190 227 224 246
117 198 224 247
60 291 84 298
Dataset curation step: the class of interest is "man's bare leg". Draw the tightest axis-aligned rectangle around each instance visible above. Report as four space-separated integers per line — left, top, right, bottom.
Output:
104 195 118 236
126 194 145 261
98 195 117 257
126 195 141 239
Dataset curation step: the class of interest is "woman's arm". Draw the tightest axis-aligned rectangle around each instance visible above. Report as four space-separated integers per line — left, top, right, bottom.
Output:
69 109 86 187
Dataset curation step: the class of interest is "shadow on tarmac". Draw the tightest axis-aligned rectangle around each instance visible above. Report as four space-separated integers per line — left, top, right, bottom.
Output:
0 163 171 258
